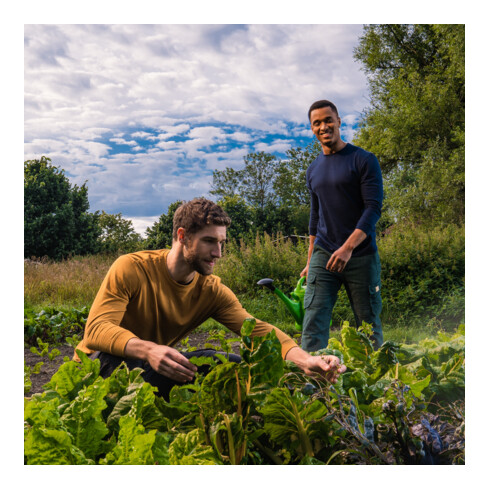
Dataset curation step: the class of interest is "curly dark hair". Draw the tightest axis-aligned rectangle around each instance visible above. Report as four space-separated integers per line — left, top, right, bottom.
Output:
172 198 231 240
308 99 339 121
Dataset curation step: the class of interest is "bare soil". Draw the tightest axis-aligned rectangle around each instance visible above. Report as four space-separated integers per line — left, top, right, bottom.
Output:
24 331 241 396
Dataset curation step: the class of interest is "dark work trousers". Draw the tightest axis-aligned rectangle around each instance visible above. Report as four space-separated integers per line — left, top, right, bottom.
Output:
91 349 241 400
301 245 383 352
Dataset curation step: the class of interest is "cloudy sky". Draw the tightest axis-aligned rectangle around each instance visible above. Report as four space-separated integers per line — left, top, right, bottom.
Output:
24 23 371 235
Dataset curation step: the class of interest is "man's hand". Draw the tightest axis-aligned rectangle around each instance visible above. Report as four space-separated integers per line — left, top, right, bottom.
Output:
326 228 367 273
125 338 197 383
300 264 309 279
326 245 353 273
285 347 346 384
303 354 347 383
147 344 198 382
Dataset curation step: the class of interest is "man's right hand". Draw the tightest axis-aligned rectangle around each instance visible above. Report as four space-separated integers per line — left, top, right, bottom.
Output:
125 338 197 383
300 264 309 281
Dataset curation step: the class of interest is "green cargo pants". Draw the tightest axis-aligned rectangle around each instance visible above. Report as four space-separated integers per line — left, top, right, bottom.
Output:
301 244 383 352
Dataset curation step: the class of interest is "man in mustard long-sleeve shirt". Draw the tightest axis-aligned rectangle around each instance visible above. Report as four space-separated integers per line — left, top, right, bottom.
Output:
75 198 346 398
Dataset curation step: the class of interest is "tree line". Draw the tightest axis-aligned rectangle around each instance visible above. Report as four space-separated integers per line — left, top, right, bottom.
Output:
24 24 464 260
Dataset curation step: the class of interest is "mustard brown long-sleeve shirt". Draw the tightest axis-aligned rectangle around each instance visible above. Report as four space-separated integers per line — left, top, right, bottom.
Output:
75 249 298 360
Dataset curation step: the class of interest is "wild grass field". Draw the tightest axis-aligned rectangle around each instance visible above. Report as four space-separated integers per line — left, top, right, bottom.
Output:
24 225 465 346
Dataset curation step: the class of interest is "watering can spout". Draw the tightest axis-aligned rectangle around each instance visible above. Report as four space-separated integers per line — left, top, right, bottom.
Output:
257 277 306 332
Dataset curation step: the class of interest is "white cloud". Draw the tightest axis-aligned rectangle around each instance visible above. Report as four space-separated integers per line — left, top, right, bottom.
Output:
254 140 295 154
109 138 138 146
24 24 369 217
124 216 160 236
157 124 190 139
131 131 158 140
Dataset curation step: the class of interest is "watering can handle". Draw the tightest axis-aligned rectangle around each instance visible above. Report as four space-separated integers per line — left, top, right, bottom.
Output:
297 276 306 288
257 278 276 291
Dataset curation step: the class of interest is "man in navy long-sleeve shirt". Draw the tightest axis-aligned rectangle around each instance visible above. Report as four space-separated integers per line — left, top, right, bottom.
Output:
300 99 384 351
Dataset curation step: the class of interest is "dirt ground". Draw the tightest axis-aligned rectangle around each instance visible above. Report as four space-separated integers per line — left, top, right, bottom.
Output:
24 331 242 396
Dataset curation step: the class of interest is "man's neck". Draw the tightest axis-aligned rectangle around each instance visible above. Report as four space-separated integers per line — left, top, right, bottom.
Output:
322 140 347 155
166 247 196 284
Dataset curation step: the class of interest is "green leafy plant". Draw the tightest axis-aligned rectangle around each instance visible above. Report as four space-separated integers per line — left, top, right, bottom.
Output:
30 338 61 361
24 306 89 346
24 321 464 465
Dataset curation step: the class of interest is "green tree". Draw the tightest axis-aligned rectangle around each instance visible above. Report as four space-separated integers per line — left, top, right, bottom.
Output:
24 156 100 260
210 152 279 211
353 24 464 225
210 167 242 200
217 195 254 241
210 147 315 237
144 201 182 250
97 211 142 254
241 152 279 211
274 141 320 208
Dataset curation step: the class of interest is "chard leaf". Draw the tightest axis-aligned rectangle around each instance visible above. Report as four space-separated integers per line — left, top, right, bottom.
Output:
241 329 284 398
152 431 171 464
42 350 100 402
341 371 369 395
106 379 163 433
241 317 256 337
199 362 244 419
188 355 219 367
168 428 221 465
209 412 247 464
24 427 92 465
364 378 391 401
259 388 328 460
101 363 134 414
155 385 202 429
382 365 432 399
60 377 110 460
100 415 157 465
341 325 374 364
24 397 62 429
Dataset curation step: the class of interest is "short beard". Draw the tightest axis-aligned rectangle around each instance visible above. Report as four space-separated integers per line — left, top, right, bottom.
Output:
183 248 212 276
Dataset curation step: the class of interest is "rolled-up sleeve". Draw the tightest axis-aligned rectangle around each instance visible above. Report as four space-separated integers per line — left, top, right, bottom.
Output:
212 284 298 359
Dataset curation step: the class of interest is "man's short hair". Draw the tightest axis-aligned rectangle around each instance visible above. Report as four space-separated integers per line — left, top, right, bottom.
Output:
172 198 231 240
308 99 339 121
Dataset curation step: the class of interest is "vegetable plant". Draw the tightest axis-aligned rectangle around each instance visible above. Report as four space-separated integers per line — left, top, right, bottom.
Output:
24 320 464 464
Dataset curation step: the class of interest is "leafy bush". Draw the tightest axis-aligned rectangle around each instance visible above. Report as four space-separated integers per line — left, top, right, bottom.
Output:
378 223 464 328
215 233 309 294
214 225 464 331
97 211 143 255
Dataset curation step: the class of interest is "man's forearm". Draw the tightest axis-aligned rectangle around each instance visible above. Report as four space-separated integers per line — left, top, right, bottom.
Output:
341 228 367 252
125 338 198 382
307 235 316 263
124 337 155 362
301 235 316 277
284 345 310 371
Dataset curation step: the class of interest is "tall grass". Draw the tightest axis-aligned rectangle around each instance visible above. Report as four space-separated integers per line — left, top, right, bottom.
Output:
24 226 464 342
24 255 115 310
215 233 309 294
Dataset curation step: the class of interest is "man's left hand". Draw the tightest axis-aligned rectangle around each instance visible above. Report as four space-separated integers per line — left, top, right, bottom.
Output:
303 354 347 384
326 245 352 273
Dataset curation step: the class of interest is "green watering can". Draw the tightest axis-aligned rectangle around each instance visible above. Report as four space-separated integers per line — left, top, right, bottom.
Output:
257 277 307 332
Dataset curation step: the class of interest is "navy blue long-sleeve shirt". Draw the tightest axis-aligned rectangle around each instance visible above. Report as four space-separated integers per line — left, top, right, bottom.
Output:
307 143 383 257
